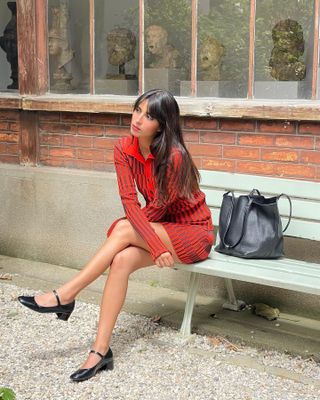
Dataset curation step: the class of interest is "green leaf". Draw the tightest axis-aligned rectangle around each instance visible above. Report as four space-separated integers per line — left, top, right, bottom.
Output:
0 388 16 400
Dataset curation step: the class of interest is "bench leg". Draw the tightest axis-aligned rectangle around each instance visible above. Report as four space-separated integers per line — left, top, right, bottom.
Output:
222 278 246 311
180 272 200 335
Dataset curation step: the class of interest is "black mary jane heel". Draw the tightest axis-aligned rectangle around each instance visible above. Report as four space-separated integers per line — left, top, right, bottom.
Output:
18 289 75 321
70 348 114 382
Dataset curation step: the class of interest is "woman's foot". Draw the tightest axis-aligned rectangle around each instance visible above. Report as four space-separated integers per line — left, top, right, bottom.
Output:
70 348 114 382
18 289 75 321
35 290 73 307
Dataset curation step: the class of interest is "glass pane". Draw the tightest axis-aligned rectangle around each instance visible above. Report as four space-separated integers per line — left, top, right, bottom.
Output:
254 0 314 99
0 1 18 92
95 0 139 95
144 0 192 96
48 0 89 94
197 0 250 98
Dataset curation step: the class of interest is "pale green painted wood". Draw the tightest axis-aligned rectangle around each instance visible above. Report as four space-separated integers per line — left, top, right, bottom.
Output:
175 252 320 295
200 170 320 200
204 188 319 221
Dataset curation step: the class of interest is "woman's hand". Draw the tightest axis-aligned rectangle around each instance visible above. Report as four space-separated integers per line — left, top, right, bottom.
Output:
155 252 175 268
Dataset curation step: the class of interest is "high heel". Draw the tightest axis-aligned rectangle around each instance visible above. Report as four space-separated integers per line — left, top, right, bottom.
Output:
18 289 75 321
70 348 114 382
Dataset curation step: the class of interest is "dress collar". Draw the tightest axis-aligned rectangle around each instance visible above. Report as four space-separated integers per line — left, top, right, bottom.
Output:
123 135 154 163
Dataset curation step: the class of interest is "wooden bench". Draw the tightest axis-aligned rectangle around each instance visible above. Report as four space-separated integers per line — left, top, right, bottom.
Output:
175 170 320 335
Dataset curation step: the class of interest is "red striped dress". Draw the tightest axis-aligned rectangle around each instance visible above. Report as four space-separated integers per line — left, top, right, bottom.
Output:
107 135 214 264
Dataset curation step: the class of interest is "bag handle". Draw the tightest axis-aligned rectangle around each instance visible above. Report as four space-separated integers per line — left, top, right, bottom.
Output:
221 191 253 249
277 193 292 233
220 190 292 248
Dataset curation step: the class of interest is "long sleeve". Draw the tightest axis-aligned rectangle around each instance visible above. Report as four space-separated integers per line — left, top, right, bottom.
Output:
142 150 183 222
114 142 169 261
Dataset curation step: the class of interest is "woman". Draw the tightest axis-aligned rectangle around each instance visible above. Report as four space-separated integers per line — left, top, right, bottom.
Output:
18 89 214 382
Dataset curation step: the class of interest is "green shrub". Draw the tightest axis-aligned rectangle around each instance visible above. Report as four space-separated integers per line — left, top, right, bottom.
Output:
0 387 16 400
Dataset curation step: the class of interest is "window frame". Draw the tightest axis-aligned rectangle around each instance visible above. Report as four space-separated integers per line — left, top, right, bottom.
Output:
0 0 320 121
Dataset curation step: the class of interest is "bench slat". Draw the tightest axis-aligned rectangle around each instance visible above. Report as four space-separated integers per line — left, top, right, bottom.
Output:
176 253 320 295
200 170 320 200
204 188 320 222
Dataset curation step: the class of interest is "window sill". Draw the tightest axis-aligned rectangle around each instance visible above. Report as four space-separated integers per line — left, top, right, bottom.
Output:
1 93 320 121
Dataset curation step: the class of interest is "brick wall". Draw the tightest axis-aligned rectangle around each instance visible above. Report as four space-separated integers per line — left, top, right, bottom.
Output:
0 110 20 164
1 109 320 181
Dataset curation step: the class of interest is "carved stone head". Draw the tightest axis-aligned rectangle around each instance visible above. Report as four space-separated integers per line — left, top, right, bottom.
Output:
107 28 136 66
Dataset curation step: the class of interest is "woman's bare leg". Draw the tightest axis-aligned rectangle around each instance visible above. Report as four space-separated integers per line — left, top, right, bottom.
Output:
35 221 178 306
75 223 180 369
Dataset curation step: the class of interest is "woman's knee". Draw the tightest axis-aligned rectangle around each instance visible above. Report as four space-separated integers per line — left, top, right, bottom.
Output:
110 220 135 241
109 250 135 277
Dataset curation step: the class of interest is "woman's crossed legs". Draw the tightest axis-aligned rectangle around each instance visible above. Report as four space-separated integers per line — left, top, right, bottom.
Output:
34 219 180 370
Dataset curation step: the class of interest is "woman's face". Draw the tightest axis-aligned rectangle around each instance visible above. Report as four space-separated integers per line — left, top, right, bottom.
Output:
131 100 160 141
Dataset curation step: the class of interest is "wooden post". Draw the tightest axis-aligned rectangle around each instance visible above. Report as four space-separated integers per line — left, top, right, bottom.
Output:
20 111 39 166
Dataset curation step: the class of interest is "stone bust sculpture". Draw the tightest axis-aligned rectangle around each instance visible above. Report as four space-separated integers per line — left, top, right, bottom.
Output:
269 19 306 81
145 25 180 69
106 27 136 78
48 5 74 91
199 36 224 81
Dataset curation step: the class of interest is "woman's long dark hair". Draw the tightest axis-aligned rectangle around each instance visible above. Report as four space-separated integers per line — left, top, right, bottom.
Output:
133 89 200 203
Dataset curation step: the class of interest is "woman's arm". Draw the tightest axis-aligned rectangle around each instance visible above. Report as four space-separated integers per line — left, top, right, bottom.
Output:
114 142 170 261
143 150 182 221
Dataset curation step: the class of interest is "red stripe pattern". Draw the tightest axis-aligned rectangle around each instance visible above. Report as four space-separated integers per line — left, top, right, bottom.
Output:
109 136 214 263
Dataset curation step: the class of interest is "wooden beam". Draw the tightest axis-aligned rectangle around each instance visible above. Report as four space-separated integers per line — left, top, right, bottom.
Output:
19 111 39 166
16 0 48 95
0 95 22 109
21 95 320 121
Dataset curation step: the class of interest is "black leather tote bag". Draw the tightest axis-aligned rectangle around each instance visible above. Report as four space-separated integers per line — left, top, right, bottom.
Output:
215 189 292 259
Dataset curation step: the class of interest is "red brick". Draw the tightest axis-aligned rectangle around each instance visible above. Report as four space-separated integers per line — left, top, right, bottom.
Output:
6 143 19 154
299 122 320 135
275 135 313 149
261 149 299 162
192 157 202 169
316 138 320 150
94 137 117 150
236 161 275 175
49 147 76 158
121 115 132 126
203 158 235 172
61 112 90 123
41 158 78 169
317 167 320 180
40 134 62 146
0 133 18 143
0 143 6 152
238 134 274 146
105 127 130 137
39 112 60 122
63 136 93 148
258 120 295 134
275 163 316 179
223 146 260 160
183 130 200 143
0 121 8 130
78 125 105 136
77 148 105 161
90 114 120 125
0 154 19 163
8 122 20 132
184 117 217 130
200 131 236 144
40 147 49 157
188 143 222 157
0 110 20 120
220 119 255 132
39 122 76 134
300 151 320 165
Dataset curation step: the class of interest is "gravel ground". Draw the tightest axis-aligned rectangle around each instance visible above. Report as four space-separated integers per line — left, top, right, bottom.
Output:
1 282 320 400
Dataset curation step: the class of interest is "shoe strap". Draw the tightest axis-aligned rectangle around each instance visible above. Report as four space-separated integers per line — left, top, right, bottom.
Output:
52 289 61 307
90 349 104 359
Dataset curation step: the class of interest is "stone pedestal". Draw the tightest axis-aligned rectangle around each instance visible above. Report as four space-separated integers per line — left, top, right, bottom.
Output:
254 81 303 99
180 81 220 97
95 79 138 95
144 69 181 94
